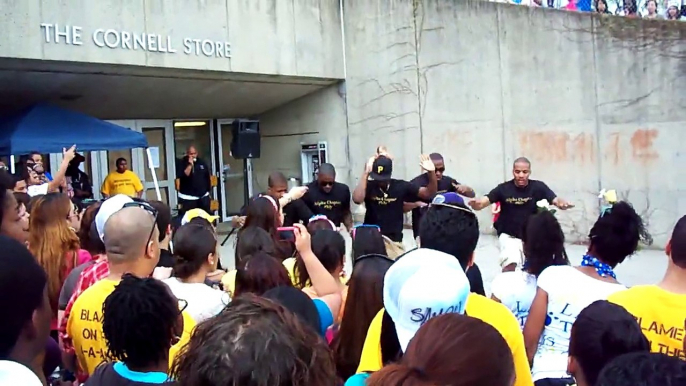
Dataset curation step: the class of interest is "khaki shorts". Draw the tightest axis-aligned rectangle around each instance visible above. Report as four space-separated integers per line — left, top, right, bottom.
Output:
498 233 524 269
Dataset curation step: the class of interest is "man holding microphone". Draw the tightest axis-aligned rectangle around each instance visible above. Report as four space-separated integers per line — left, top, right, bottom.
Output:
177 145 212 217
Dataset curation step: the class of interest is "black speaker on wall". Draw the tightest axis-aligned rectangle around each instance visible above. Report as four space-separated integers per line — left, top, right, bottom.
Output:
230 119 261 159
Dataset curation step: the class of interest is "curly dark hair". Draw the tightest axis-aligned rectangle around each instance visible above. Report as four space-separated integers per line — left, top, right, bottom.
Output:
522 211 569 277
102 274 180 369
170 294 337 386
588 201 652 267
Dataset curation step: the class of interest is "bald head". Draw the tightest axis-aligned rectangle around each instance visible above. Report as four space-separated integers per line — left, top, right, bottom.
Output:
513 157 531 168
318 163 335 178
104 207 158 263
187 146 198 159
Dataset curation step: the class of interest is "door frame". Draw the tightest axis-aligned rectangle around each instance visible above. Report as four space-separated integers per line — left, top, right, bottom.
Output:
216 119 253 222
134 120 176 208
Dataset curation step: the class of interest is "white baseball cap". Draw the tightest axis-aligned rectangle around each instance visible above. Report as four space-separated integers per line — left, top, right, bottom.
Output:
95 195 134 241
383 248 470 352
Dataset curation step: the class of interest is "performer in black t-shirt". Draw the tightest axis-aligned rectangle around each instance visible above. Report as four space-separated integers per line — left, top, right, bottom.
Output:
177 145 212 217
302 163 352 230
405 153 475 240
468 157 573 271
352 149 437 248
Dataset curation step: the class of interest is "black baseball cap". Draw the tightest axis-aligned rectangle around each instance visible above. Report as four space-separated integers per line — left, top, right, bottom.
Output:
371 156 393 181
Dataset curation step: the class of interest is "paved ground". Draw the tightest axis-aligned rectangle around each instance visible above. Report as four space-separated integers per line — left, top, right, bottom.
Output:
218 228 667 295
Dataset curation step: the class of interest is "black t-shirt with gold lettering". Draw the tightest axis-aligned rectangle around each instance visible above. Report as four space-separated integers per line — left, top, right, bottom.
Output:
486 179 556 239
364 179 419 242
302 181 351 227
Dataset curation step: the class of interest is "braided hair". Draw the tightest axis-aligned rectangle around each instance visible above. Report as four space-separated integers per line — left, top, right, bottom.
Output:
102 274 179 369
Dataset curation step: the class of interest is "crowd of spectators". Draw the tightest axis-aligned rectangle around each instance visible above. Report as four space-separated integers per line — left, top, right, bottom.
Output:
495 0 686 19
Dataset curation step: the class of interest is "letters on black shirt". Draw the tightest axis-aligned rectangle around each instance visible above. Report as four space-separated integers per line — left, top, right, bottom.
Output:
364 179 419 242
302 181 351 227
486 179 557 239
408 173 459 238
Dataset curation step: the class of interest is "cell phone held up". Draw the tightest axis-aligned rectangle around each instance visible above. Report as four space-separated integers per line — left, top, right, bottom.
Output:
277 227 297 243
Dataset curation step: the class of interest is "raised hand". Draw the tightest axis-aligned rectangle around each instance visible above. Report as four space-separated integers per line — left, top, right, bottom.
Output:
293 223 312 254
419 154 435 172
288 186 308 201
63 145 77 162
364 156 376 174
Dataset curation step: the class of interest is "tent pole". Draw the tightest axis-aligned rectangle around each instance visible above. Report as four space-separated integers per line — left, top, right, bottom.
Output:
145 148 162 201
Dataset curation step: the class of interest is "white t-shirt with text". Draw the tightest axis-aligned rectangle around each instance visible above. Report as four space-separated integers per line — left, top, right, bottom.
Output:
491 270 537 329
532 265 626 381
163 277 229 323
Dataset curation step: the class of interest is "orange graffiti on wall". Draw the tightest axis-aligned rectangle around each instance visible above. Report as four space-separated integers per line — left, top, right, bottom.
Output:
517 131 595 165
605 129 659 165
630 129 659 161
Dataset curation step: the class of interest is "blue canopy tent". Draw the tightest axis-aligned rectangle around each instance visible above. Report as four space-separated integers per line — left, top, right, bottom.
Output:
0 103 161 199
0 103 148 154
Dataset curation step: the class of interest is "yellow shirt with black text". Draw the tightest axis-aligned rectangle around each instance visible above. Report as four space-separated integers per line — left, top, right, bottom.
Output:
609 285 686 359
356 294 533 386
101 170 143 197
67 279 196 376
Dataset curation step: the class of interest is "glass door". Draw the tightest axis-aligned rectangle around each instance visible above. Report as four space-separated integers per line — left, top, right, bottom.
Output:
216 119 253 221
136 121 175 208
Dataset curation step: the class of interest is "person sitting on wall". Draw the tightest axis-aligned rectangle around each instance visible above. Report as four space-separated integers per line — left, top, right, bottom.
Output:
101 157 144 199
177 145 212 217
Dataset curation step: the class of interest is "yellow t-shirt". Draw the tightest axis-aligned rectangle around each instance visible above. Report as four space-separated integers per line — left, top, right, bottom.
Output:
609 285 686 359
356 294 533 386
67 279 196 376
101 170 143 197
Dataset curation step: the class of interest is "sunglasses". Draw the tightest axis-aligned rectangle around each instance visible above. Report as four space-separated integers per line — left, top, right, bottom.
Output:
319 181 334 187
123 201 159 248
352 224 380 239
435 167 445 173
354 253 395 266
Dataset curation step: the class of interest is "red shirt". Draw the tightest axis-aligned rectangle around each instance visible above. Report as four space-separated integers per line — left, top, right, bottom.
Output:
59 257 109 353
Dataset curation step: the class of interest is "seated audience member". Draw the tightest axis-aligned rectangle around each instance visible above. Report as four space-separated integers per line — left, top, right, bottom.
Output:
491 210 569 328
354 199 533 386
567 300 650 386
0 236 51 386
163 222 229 323
170 295 337 386
66 201 196 381
332 251 394 380
364 314 515 386
609 214 686 359
87 275 179 385
348 248 471 385
524 201 651 385
596 352 686 386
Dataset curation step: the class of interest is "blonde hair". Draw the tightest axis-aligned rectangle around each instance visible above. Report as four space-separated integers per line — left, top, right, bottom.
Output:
28 193 80 313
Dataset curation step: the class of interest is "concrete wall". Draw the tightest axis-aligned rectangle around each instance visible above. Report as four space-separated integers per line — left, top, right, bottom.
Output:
253 84 350 192
343 0 686 247
0 0 344 78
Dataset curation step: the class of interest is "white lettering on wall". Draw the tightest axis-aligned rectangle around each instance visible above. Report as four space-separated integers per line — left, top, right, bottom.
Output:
39 23 231 59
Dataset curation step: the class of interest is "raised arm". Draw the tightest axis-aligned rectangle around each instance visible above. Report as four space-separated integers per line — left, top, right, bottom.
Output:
48 146 76 192
352 156 375 205
416 155 437 201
